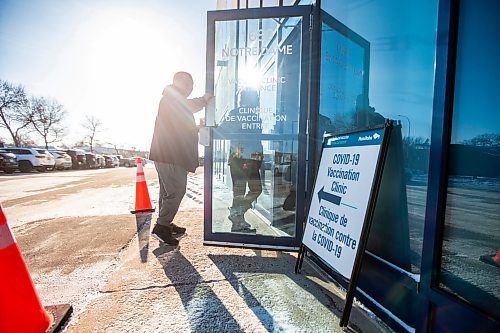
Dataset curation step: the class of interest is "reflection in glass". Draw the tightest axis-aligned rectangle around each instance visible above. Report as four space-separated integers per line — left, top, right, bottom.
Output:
212 17 302 238
222 89 263 233
320 1 439 273
439 0 500 319
212 139 297 237
318 20 370 139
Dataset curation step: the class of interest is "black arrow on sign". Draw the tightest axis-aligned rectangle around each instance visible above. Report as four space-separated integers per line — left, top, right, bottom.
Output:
317 186 342 206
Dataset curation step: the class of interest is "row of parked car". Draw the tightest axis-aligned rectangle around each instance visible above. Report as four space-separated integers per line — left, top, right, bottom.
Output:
0 146 139 173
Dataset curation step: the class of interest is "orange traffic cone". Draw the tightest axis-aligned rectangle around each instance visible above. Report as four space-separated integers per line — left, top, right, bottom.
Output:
0 204 52 333
131 158 155 214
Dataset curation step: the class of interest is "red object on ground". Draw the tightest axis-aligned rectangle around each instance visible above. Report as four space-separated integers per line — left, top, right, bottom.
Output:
0 204 52 333
493 250 500 265
131 158 155 214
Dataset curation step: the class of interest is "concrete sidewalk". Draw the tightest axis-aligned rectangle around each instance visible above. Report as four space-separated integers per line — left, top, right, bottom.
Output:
64 207 392 332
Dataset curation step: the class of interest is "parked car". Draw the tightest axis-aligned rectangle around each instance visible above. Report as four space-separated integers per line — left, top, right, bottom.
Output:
33 149 56 171
274 161 291 176
85 153 97 169
119 157 136 168
49 150 73 170
74 149 87 168
95 154 105 168
104 155 119 168
111 155 119 167
104 155 113 168
4 147 54 172
65 149 87 169
64 149 78 169
0 149 18 173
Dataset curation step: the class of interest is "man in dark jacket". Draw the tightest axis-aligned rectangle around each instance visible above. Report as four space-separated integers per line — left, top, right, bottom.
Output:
149 71 212 245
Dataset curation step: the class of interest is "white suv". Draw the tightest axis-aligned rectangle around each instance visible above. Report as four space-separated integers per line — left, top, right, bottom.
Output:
4 147 55 172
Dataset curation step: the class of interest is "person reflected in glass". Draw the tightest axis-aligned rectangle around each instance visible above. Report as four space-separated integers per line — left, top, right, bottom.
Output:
220 88 263 233
282 154 297 211
352 94 385 130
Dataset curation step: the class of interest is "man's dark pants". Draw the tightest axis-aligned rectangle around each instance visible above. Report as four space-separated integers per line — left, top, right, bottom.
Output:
229 158 262 218
155 162 187 226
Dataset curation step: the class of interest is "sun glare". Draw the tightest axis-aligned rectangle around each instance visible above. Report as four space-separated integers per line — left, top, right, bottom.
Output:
73 8 178 149
87 13 164 89
239 65 263 89
2 1 211 151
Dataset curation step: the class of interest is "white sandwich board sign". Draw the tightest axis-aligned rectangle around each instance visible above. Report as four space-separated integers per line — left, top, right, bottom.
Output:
295 123 392 327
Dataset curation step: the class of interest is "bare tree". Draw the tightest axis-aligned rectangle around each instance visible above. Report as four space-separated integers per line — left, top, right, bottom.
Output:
462 133 500 147
105 142 121 155
82 115 102 152
28 97 66 149
16 133 37 147
0 79 30 146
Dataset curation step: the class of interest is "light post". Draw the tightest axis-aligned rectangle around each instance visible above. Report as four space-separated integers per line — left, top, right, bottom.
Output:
397 115 411 164
397 114 411 139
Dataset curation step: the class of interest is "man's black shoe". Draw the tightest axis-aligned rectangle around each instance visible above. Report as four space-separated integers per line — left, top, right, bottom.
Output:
229 215 256 233
151 224 179 245
171 223 186 236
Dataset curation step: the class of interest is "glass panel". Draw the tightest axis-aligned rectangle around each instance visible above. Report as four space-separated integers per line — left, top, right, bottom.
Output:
320 1 439 273
439 0 500 319
219 1 299 11
212 139 297 236
249 0 290 8
318 21 368 137
212 16 302 237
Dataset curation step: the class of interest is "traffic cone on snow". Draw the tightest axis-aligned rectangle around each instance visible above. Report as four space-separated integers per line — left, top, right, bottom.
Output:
0 204 52 333
131 158 155 214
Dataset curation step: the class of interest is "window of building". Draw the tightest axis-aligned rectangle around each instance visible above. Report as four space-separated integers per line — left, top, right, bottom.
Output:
439 0 500 319
320 0 439 273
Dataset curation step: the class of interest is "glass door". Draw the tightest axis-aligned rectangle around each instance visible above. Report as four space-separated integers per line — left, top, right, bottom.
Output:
204 6 311 250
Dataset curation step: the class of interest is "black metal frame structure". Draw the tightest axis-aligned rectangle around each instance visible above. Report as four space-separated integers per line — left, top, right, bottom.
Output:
204 5 312 250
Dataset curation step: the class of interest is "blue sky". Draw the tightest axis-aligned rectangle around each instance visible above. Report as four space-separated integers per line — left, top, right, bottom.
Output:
0 0 215 150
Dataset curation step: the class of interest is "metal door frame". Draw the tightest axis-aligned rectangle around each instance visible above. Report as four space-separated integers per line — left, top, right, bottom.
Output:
204 5 313 250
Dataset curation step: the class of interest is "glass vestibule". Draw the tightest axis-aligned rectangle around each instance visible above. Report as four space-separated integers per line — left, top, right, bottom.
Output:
311 3 438 330
205 7 310 249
